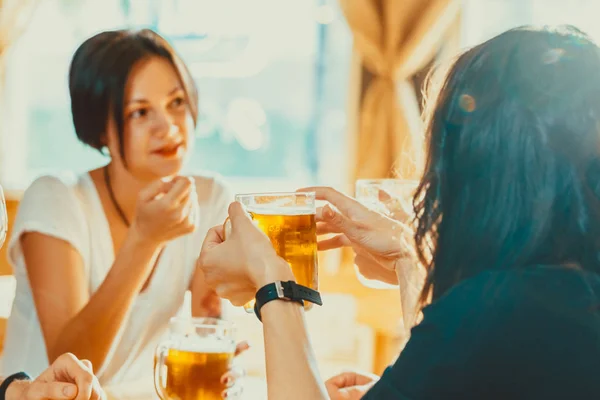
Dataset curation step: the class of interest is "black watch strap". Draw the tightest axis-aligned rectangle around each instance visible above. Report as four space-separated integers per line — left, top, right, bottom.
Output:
0 372 31 400
254 281 323 321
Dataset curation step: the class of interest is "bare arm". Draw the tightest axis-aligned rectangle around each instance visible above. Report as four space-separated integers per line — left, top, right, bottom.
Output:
256 261 329 400
396 257 427 333
261 301 328 400
190 175 233 318
197 204 328 400
23 230 161 373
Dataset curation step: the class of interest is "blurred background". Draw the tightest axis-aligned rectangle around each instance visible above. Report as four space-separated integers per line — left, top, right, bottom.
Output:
0 0 596 384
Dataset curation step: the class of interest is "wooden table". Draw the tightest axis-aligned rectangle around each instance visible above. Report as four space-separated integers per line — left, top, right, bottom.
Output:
105 376 267 400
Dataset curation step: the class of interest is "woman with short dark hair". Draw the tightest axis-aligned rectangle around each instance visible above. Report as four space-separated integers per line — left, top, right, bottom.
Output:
2 29 246 385
198 25 600 399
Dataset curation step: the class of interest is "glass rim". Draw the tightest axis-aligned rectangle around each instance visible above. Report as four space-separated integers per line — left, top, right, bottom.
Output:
234 191 315 199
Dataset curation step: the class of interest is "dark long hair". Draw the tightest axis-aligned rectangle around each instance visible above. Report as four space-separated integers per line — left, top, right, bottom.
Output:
68 29 198 162
414 26 600 305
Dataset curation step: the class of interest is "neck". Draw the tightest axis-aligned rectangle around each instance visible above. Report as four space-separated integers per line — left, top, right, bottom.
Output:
105 162 145 225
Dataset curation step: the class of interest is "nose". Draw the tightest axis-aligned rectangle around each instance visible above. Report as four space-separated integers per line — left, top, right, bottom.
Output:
153 110 179 138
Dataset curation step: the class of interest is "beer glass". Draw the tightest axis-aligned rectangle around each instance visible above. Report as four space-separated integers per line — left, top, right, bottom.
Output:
154 317 240 400
225 192 318 313
354 179 418 289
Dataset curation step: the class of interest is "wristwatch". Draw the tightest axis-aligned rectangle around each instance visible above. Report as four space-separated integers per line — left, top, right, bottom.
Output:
254 281 323 321
0 372 31 400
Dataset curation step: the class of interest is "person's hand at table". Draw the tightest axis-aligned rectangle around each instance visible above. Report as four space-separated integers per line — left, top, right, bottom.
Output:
299 186 418 284
6 353 104 400
300 186 426 329
196 202 294 307
325 371 379 400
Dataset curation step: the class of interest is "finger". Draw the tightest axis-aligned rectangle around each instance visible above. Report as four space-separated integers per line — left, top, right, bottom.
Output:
228 202 254 230
91 379 105 400
200 225 225 253
197 225 227 273
221 366 247 386
316 221 342 235
138 179 170 202
29 381 79 400
234 341 251 356
51 354 94 400
79 359 93 372
299 186 364 217
378 189 412 222
318 234 350 251
320 204 355 234
162 176 193 205
327 371 377 388
171 192 193 222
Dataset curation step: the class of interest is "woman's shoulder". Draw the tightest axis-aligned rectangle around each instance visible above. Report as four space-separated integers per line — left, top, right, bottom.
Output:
22 171 87 199
14 172 91 238
190 171 232 207
424 266 600 334
9 172 91 266
443 266 600 303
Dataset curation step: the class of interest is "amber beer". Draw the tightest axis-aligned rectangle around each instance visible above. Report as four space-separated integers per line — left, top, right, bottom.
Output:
154 317 238 400
231 193 319 312
163 347 233 400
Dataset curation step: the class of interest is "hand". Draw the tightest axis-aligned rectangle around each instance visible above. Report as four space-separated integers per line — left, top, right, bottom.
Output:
220 342 250 387
7 353 104 400
300 187 417 280
325 371 379 400
352 247 399 285
196 202 295 306
376 187 413 222
130 176 198 246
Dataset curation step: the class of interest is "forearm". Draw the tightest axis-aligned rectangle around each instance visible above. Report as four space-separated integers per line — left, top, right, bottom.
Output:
395 257 427 333
49 233 161 371
255 258 328 400
262 300 328 400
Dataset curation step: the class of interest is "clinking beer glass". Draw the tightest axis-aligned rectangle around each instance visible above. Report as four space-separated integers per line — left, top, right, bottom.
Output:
154 317 241 400
224 192 319 313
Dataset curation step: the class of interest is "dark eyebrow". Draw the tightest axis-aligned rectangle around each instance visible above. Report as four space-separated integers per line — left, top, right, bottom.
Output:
126 86 184 106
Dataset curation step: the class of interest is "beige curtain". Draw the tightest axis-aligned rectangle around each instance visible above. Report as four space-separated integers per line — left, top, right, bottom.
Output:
0 0 37 59
340 0 461 181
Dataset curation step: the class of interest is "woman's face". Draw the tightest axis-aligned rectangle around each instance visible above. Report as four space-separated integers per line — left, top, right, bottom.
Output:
107 56 194 182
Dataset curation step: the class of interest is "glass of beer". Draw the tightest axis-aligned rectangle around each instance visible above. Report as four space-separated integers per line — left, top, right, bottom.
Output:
154 317 240 400
225 192 318 313
354 179 418 289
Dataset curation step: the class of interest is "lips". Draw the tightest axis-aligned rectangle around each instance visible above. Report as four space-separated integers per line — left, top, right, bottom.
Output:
153 142 184 157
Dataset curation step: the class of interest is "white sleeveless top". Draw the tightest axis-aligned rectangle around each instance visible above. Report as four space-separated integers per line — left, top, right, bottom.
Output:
1 171 232 385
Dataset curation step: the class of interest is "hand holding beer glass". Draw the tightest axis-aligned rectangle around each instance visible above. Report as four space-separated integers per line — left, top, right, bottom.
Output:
354 179 418 289
224 192 319 313
154 317 242 400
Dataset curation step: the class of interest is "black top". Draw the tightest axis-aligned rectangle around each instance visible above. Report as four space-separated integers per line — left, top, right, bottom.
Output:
363 265 600 399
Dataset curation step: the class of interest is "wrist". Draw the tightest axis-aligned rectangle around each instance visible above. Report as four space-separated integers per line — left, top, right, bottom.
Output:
251 257 295 290
126 225 162 250
5 378 29 400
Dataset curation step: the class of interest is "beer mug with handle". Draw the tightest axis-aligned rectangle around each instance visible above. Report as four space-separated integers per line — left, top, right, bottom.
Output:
154 317 241 400
224 192 319 313
354 179 418 289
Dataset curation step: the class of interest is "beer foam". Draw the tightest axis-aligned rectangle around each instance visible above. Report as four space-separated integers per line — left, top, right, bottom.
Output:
171 334 235 354
246 205 315 216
